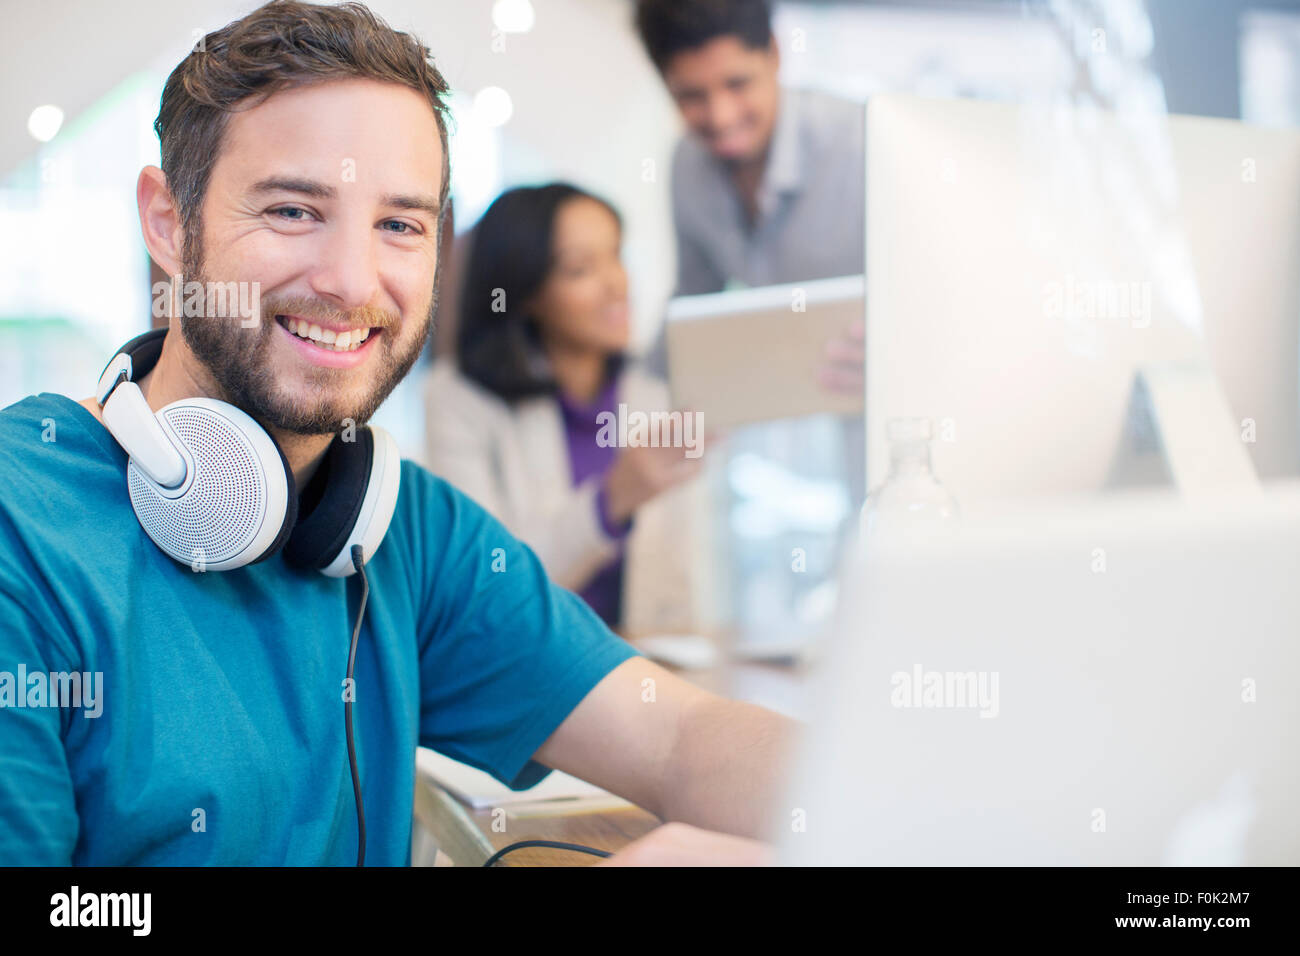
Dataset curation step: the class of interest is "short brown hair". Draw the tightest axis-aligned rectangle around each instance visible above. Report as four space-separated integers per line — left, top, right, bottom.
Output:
155 0 452 269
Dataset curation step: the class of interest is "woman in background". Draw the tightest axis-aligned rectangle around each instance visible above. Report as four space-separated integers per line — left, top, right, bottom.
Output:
423 183 713 635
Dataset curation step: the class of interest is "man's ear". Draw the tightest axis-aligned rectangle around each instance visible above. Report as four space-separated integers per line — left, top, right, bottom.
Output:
767 36 780 72
137 165 185 277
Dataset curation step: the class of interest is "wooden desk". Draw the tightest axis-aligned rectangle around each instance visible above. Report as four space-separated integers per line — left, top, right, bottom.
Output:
413 660 807 866
414 781 660 866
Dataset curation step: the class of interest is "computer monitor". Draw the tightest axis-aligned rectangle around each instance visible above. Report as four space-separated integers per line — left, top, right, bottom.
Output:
776 485 1300 865
863 93 1300 505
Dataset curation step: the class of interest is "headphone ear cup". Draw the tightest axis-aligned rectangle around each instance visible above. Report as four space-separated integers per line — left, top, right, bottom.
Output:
247 426 299 565
126 398 296 571
284 426 400 576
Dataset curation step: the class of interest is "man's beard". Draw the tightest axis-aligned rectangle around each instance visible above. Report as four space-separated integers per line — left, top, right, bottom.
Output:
178 253 434 436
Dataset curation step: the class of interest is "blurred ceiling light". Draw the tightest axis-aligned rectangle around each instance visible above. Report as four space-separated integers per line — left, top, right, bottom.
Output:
473 86 513 127
27 105 64 142
492 0 535 34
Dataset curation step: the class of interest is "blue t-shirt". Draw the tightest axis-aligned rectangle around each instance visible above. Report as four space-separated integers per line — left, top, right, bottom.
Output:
0 393 640 865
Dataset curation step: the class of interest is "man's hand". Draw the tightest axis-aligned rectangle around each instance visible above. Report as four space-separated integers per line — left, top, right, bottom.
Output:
596 822 774 867
816 318 865 395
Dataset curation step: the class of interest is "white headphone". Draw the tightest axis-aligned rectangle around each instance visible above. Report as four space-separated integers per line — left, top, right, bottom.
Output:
96 328 400 575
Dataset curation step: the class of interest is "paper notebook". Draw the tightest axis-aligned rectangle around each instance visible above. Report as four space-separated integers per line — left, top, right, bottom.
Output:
416 746 629 810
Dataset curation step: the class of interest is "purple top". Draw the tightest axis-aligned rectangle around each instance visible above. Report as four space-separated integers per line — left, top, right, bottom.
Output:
557 375 631 627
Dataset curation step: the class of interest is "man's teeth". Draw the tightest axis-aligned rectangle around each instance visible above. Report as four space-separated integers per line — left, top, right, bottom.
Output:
284 316 372 351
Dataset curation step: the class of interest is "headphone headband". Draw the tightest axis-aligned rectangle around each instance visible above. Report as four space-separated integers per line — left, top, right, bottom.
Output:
97 329 186 488
96 328 167 406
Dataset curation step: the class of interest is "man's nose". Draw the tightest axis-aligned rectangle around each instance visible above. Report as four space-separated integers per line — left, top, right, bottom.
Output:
705 92 742 133
307 221 381 311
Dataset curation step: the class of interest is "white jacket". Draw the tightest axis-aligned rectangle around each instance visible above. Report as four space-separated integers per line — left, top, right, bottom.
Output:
421 360 721 637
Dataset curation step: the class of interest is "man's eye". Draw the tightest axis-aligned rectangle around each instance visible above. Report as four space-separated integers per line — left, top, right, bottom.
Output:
270 206 311 221
382 220 415 234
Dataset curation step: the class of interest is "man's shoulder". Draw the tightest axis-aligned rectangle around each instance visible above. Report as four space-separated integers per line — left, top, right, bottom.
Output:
392 456 506 541
670 128 705 170
793 86 865 151
0 392 72 437
0 393 128 641
669 131 717 200
0 393 110 489
794 85 865 121
394 456 457 516
385 456 557 626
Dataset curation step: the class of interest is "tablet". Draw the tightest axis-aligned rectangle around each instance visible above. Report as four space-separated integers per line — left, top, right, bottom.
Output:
664 274 864 429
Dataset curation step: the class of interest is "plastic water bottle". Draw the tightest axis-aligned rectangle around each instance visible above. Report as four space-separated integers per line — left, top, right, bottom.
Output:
859 418 959 543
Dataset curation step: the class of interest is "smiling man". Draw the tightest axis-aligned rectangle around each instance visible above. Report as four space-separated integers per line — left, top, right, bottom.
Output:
635 0 867 395
133 75 440 459
0 0 790 866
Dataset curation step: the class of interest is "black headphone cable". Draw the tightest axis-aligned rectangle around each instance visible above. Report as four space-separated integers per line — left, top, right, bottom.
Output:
343 546 612 869
346 544 368 867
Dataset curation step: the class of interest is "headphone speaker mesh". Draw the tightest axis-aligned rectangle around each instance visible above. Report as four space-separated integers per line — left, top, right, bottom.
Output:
127 405 274 567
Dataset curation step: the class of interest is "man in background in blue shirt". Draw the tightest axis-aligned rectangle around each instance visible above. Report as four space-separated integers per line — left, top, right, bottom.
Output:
0 0 791 866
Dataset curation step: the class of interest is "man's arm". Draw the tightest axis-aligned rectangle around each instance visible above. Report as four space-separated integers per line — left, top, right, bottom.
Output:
531 655 798 841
